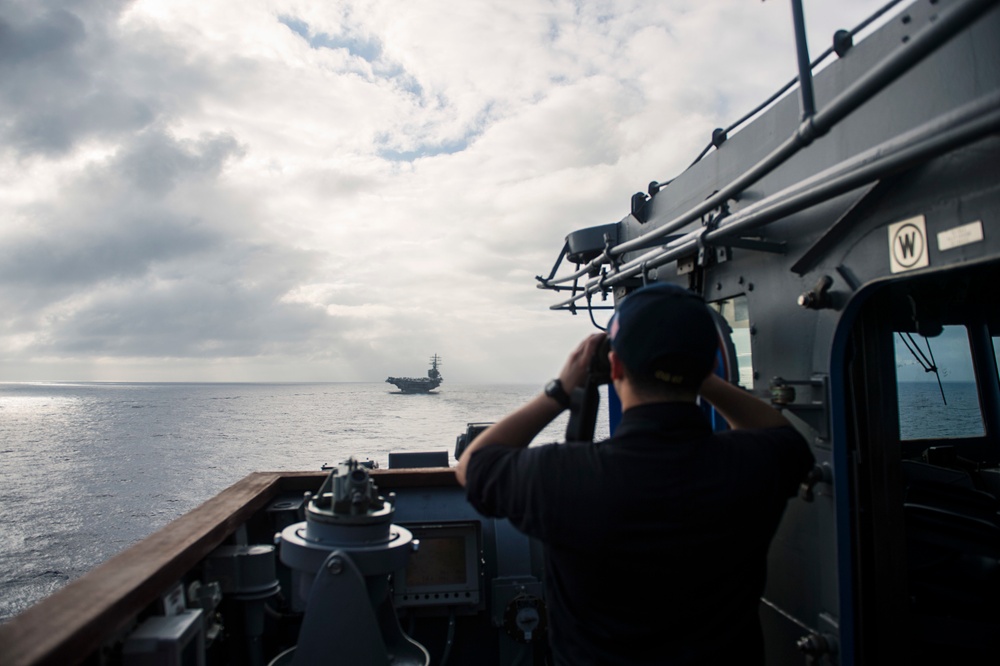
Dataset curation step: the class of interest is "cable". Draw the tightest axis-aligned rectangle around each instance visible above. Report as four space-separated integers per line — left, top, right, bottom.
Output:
586 292 608 331
897 332 948 405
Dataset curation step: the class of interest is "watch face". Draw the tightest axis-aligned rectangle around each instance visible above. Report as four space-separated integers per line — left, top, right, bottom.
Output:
545 379 568 406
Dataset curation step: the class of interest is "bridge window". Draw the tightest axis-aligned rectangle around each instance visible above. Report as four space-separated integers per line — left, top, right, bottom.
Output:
710 295 753 389
895 325 984 440
993 335 1000 383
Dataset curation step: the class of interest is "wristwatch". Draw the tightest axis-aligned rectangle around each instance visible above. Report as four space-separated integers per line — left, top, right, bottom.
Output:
544 378 571 409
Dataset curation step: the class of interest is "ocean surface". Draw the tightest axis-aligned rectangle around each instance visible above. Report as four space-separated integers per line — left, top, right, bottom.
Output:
0 381 609 622
897 381 984 440
0 380 980 622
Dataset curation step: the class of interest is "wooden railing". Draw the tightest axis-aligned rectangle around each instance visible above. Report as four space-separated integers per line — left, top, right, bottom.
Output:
0 468 458 666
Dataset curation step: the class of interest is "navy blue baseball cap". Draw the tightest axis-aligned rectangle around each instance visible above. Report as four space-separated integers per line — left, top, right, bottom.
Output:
608 283 718 387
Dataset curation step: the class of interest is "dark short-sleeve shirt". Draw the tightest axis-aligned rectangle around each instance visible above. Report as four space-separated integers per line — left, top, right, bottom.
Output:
465 402 814 666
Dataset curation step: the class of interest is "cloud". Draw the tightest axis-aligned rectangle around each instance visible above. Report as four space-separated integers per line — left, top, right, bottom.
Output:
0 1 171 157
0 0 899 382
113 130 245 197
1 129 244 287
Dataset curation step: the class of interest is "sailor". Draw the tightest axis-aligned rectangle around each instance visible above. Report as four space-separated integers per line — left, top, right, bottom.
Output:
456 282 814 665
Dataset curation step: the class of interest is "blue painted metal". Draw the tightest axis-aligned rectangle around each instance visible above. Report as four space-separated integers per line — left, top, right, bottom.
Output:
607 382 621 435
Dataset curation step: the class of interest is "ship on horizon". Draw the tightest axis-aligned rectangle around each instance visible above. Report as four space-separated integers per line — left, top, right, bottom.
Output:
386 354 443 393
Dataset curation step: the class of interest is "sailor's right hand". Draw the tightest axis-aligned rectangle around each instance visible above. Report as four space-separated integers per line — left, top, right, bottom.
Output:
558 333 607 392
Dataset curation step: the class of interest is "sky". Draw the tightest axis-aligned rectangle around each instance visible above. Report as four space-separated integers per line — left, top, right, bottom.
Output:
895 326 981 384
0 0 902 383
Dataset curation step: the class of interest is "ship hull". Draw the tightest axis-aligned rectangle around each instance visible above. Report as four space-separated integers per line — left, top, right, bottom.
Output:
385 378 442 393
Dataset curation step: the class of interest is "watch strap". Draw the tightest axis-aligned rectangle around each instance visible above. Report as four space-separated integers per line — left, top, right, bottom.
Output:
545 379 571 408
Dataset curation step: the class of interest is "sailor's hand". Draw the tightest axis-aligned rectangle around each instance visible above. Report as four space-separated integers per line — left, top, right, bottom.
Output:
558 333 607 391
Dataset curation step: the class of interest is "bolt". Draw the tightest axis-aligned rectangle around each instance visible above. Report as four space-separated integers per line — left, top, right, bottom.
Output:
327 556 344 574
797 633 837 657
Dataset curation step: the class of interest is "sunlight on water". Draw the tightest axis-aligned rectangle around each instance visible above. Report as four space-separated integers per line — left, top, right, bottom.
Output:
0 394 78 413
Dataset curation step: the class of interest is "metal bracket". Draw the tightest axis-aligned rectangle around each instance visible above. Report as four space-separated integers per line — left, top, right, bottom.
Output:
290 550 429 666
291 551 388 666
696 206 727 268
770 375 830 440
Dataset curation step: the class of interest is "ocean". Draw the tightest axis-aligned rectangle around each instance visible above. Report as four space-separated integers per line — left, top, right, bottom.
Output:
0 381 609 622
897 381 984 440
0 380 978 622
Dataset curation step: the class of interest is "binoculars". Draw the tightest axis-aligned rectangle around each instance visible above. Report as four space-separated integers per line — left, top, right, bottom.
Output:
563 336 612 442
589 337 611 385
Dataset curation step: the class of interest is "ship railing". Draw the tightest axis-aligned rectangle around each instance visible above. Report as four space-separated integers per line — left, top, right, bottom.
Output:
536 0 999 311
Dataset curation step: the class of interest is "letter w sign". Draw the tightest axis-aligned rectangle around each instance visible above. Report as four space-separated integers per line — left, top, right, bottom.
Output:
888 215 929 274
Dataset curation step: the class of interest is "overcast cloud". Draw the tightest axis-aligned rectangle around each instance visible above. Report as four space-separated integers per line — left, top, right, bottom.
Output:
0 0 896 383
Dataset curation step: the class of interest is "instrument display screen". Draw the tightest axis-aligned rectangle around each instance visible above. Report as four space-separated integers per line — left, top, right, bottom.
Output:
405 534 467 587
393 522 481 609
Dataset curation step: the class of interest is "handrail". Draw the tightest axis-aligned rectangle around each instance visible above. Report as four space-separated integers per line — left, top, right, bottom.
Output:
548 91 1000 310
539 0 998 297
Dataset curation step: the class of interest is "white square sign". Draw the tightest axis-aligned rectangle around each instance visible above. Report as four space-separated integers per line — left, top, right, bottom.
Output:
888 215 929 274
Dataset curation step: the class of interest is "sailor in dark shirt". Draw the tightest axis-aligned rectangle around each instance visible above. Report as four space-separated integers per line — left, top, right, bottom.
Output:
456 283 814 665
